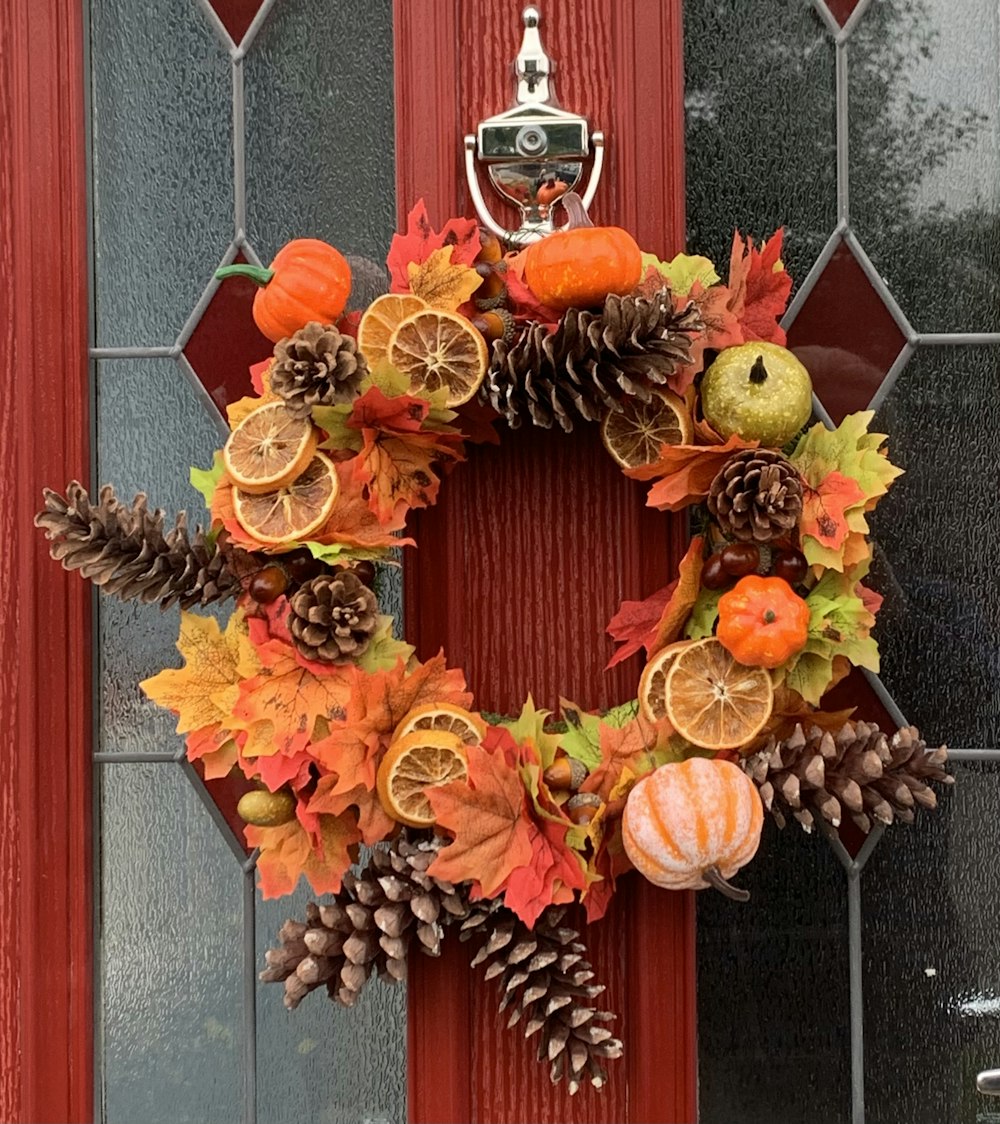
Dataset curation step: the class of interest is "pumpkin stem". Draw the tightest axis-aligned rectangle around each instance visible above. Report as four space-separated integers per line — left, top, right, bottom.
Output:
703 865 750 902
558 191 594 230
748 355 769 384
215 264 274 287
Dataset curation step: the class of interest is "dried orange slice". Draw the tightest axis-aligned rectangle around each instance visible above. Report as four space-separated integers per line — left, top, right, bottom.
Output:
223 401 318 494
663 637 774 751
601 388 692 469
232 451 339 545
393 702 486 747
638 640 696 724
388 308 488 406
376 729 469 827
357 293 428 367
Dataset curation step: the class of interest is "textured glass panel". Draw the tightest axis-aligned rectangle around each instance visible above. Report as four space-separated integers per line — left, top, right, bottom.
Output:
256 869 406 1124
684 2 836 289
697 822 850 1124
100 763 243 1124
871 347 1000 747
97 358 224 754
863 761 1000 1124
244 0 396 267
90 0 233 346
849 1 1000 333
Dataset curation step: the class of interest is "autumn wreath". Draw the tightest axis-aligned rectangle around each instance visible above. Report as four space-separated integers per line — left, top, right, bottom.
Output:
36 193 952 1094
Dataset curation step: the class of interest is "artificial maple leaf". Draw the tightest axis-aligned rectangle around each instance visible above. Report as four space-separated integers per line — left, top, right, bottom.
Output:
503 251 561 325
249 359 273 396
638 251 721 296
307 773 397 846
406 246 482 312
247 813 361 899
672 282 744 390
386 199 480 292
238 739 314 794
231 636 352 759
648 536 705 655
227 391 276 429
727 229 792 345
141 609 258 734
309 459 417 551
500 815 591 928
186 726 238 780
626 433 758 511
427 739 535 900
579 713 678 805
605 584 673 668
799 469 867 555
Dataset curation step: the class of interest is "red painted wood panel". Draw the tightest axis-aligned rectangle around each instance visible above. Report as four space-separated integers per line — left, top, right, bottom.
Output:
0 0 93 1121
395 2 695 1121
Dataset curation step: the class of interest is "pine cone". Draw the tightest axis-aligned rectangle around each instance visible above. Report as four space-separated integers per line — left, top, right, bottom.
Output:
288 571 378 663
459 901 623 1094
744 721 953 834
270 322 367 418
707 448 804 543
34 481 248 609
485 293 702 432
261 834 467 1009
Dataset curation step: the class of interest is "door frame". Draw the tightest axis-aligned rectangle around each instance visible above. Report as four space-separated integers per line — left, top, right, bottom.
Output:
0 0 93 1121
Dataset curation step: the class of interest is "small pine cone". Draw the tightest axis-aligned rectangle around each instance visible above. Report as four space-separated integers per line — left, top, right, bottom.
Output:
260 834 469 1009
459 902 623 1095
288 571 378 663
744 721 953 834
707 448 804 544
485 292 702 432
34 481 248 609
270 322 367 418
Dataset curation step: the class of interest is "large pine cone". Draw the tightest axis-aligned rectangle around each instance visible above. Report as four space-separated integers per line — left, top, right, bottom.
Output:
485 293 702 432
34 481 248 609
288 571 378 663
707 447 804 543
270 322 367 418
744 721 953 834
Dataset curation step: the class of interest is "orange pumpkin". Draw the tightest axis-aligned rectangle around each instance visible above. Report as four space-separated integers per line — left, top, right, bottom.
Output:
622 757 763 900
717 574 810 669
215 238 352 343
524 192 642 310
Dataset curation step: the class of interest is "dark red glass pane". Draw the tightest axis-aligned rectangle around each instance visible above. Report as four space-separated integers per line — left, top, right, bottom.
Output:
786 241 907 424
823 0 862 26
192 758 255 854
207 0 264 45
183 251 272 415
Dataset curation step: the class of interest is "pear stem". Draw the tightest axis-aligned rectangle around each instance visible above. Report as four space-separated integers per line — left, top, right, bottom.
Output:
748 355 769 384
703 865 750 902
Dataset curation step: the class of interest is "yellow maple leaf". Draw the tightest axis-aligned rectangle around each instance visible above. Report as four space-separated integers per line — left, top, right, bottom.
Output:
227 391 278 429
140 610 259 734
406 246 482 311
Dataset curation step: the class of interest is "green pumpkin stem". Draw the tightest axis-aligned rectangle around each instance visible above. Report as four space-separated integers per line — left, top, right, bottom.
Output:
558 191 594 230
748 355 769 384
215 263 274 287
703 865 750 902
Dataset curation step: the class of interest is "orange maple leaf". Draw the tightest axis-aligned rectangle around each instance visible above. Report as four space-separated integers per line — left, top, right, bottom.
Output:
625 433 757 511
307 774 397 846
800 470 867 554
500 815 590 928
580 715 672 805
727 229 792 345
386 200 481 292
246 813 361 899
186 725 238 780
427 736 535 900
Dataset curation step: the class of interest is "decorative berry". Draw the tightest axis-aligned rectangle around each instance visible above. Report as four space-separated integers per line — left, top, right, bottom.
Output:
720 543 761 578
351 561 377 588
701 553 731 591
237 788 297 827
772 549 809 586
284 553 324 586
249 565 289 604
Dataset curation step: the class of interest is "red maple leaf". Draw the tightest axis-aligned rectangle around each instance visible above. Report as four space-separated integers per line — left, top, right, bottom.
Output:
386 200 480 292
800 470 867 553
503 250 562 326
727 229 793 345
499 815 590 928
626 434 758 511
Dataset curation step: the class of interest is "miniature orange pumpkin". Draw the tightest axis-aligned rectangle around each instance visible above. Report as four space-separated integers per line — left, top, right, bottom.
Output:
622 757 763 900
216 238 352 343
717 574 810 669
524 192 642 310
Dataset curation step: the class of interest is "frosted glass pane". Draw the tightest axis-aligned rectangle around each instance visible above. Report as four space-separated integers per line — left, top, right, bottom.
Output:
97 359 224 755
849 1 1000 333
863 761 1000 1123
255 871 406 1124
90 0 233 346
100 763 244 1124
697 823 850 1124
871 347 1000 748
244 0 395 266
684 1 836 289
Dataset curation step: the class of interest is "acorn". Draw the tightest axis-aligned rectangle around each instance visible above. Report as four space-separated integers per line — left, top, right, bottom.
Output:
566 792 603 826
543 755 588 793
472 308 516 346
237 788 297 827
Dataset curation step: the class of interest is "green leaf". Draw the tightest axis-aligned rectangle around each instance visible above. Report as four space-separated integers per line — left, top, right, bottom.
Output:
684 588 723 639
313 403 360 454
640 251 720 296
603 699 639 728
356 615 414 672
190 451 226 509
302 540 393 565
790 411 904 505
503 696 561 769
557 700 603 769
